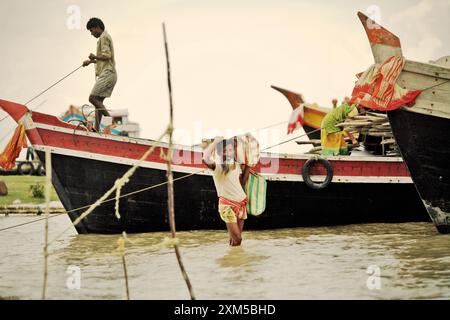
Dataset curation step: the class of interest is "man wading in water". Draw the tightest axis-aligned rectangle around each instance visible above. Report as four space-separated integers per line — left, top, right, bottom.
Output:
82 17 117 132
203 137 250 246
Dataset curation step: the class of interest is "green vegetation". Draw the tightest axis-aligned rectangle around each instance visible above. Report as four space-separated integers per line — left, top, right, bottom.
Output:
0 176 59 205
29 182 45 199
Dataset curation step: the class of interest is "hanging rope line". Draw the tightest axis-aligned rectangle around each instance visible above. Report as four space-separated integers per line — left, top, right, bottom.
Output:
261 128 321 152
0 213 64 232
49 129 168 245
0 128 319 235
24 66 83 106
0 66 82 126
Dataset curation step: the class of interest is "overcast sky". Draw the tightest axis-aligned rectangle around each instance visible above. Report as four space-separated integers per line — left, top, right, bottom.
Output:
1 0 449 154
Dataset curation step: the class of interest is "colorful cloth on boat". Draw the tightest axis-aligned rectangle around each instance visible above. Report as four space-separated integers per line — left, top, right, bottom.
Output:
245 171 267 216
218 197 248 223
0 124 27 170
287 106 305 134
349 55 421 110
91 69 117 98
320 104 357 156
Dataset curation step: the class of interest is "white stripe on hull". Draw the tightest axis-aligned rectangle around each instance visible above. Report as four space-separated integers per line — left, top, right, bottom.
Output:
33 123 405 163
32 144 413 184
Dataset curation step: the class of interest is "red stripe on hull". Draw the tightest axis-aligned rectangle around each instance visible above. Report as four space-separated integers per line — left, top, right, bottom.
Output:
24 111 411 178
30 126 410 178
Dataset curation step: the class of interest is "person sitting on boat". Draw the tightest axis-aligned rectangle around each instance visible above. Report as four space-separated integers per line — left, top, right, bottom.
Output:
82 17 117 132
320 103 359 156
203 136 251 246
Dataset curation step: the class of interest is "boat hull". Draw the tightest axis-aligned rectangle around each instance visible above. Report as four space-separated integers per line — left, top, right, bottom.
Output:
388 109 450 234
37 151 428 234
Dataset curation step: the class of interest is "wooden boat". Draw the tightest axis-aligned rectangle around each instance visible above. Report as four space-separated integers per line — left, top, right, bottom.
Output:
357 12 450 234
271 85 328 139
0 99 428 234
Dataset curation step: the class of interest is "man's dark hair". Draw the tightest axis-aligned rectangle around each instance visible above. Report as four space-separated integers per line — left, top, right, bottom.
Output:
86 18 105 31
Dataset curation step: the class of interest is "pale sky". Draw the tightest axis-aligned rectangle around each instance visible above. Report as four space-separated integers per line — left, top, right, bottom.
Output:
1 0 449 154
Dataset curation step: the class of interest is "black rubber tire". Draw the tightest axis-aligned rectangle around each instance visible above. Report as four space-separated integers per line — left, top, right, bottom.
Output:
302 158 333 190
35 164 46 176
17 161 35 176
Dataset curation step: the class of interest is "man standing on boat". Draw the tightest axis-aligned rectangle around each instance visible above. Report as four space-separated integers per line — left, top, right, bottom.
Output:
203 137 250 246
82 18 117 132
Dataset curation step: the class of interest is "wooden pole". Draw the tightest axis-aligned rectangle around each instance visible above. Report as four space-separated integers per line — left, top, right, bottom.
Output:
122 254 130 300
163 23 196 300
117 235 130 300
42 148 51 299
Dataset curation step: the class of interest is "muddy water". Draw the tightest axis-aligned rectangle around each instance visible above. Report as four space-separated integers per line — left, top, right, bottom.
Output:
0 215 449 299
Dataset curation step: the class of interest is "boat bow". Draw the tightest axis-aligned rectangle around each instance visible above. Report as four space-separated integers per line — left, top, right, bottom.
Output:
0 99 30 123
357 11 402 63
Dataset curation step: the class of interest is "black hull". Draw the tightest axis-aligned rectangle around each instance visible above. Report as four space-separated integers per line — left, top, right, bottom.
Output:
37 151 428 234
304 125 320 140
388 109 450 234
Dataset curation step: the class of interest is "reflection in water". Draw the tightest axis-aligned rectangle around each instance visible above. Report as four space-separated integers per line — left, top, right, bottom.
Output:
216 246 269 269
0 215 449 299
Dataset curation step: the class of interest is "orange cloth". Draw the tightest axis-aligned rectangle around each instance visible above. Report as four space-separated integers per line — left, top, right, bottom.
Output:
219 196 248 220
0 124 27 169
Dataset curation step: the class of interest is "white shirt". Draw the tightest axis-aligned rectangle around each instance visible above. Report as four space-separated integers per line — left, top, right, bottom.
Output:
212 163 247 202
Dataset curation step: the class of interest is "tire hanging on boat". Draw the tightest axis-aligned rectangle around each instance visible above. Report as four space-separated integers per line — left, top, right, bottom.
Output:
17 161 34 176
302 158 333 190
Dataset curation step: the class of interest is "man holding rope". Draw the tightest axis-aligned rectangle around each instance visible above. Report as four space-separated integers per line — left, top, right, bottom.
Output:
82 17 117 132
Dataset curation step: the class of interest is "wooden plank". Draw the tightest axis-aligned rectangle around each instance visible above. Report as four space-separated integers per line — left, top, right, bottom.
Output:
411 99 450 118
366 131 395 137
398 72 450 105
336 121 372 127
403 103 450 119
396 70 450 118
399 71 450 91
431 56 450 68
307 146 322 153
404 60 450 80
296 140 321 146
366 112 388 118
380 138 396 145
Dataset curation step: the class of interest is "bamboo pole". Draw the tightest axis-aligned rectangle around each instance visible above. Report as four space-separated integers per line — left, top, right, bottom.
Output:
41 148 51 299
163 23 196 300
117 235 130 300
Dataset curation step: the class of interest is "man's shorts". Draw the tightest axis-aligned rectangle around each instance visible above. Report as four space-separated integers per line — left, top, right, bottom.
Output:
218 204 247 224
91 70 117 98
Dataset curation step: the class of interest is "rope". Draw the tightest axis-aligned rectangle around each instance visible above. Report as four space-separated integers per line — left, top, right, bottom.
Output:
261 128 321 152
0 128 315 234
48 129 168 245
0 213 64 232
420 79 450 92
0 65 82 126
24 66 83 106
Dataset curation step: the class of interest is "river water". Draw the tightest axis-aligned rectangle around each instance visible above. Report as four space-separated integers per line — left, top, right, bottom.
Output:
0 215 449 300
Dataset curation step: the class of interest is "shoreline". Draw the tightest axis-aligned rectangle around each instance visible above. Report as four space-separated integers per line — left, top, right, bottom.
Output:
0 202 65 215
